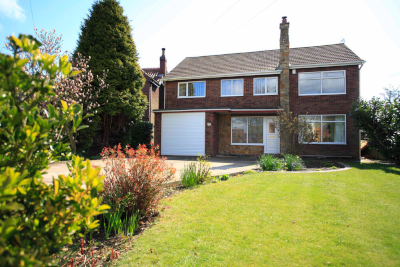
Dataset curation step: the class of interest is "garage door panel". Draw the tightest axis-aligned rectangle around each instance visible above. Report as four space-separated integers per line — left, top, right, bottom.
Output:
161 113 205 156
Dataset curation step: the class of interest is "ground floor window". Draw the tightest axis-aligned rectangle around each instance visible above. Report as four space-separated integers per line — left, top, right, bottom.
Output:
300 115 346 144
231 117 263 145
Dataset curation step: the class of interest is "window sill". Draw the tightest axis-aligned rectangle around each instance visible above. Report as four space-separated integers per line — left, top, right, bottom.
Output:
177 96 206 99
298 93 346 96
221 95 244 97
253 93 278 96
303 142 347 145
231 143 264 146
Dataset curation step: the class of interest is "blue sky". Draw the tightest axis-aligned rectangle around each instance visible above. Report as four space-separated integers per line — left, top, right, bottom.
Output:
1 0 399 99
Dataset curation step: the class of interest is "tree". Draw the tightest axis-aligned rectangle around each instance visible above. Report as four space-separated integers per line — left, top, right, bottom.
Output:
350 86 400 164
0 34 108 266
4 28 108 154
275 110 314 155
74 0 147 150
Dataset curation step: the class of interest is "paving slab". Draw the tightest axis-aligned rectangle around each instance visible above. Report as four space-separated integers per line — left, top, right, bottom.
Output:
43 156 259 184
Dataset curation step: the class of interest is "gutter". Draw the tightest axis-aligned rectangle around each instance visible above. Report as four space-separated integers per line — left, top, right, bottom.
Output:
290 61 366 69
162 70 282 82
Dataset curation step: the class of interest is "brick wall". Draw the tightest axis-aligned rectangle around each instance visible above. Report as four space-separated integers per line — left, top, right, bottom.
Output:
289 65 360 158
141 80 151 121
205 112 219 155
164 75 280 110
154 113 162 150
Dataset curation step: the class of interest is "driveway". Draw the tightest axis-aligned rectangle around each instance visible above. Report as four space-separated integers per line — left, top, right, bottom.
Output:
42 156 259 184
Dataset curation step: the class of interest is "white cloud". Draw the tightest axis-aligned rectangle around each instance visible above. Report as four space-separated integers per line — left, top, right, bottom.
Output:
0 0 26 21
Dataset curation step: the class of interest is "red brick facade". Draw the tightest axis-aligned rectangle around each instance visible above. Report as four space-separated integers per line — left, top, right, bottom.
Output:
155 66 360 158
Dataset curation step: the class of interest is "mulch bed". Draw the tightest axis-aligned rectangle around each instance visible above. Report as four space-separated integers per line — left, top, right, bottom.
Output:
303 159 346 171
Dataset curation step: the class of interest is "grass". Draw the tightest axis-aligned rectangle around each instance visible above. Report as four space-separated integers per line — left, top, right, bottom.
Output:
116 162 400 266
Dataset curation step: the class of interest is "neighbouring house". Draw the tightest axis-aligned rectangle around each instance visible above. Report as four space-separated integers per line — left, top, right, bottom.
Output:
141 48 166 126
154 17 365 158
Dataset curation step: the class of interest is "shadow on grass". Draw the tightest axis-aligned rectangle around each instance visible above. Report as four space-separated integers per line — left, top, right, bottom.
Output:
346 161 400 176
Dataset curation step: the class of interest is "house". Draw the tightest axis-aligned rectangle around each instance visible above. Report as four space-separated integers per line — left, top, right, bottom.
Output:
141 48 166 126
153 17 365 159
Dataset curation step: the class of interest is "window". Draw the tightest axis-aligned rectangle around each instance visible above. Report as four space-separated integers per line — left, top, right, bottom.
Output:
300 115 346 144
221 79 243 96
254 77 278 95
178 81 206 98
231 117 263 145
298 71 346 95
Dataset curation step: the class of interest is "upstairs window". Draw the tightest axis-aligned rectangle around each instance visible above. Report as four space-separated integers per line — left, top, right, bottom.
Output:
221 79 243 97
254 77 278 95
178 81 206 98
298 71 346 95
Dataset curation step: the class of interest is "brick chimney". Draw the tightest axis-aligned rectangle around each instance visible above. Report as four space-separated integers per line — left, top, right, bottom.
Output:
160 48 167 76
279 16 290 111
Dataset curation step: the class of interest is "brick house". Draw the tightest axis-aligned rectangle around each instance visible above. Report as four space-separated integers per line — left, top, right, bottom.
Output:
141 48 166 126
153 17 365 158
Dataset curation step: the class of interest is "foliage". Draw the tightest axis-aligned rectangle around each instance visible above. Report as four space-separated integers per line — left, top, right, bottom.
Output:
196 155 212 183
101 144 175 216
258 154 283 171
74 0 147 148
283 154 305 171
0 34 108 266
243 170 257 175
275 110 314 155
181 162 199 188
350 86 400 164
123 121 153 149
219 174 230 181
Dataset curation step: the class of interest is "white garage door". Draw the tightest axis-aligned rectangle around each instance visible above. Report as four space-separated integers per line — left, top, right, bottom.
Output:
161 112 205 156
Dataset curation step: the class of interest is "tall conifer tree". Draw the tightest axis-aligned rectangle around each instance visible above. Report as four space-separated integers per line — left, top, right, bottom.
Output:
74 0 146 149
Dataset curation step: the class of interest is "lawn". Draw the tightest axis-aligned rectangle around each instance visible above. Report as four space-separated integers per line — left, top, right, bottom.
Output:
116 162 400 266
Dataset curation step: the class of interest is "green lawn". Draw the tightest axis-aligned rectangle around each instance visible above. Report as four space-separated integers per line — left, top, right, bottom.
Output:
117 163 400 266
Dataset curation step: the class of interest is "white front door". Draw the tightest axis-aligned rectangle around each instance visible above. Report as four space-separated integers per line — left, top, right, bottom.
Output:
264 117 280 154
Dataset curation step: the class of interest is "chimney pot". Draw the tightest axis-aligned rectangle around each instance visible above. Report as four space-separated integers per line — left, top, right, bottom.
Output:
162 48 165 56
282 16 287 23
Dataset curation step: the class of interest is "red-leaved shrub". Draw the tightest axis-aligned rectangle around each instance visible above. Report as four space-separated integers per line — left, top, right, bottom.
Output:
100 144 175 216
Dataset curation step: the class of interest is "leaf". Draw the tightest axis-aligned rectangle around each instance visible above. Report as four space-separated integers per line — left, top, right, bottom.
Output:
53 179 59 195
61 100 68 111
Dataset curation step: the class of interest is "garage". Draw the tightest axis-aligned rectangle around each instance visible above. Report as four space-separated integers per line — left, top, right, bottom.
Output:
161 112 205 156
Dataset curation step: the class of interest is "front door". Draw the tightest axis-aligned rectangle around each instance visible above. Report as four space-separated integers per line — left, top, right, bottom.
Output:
264 117 280 154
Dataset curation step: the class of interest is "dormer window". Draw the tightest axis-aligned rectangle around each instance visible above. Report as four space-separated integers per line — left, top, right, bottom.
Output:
298 70 346 95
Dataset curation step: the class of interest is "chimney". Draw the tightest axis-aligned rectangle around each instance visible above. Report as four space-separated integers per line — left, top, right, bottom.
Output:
279 16 290 111
160 48 167 76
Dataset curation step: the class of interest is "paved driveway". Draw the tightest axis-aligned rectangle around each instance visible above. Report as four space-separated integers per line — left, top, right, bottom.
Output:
42 156 259 184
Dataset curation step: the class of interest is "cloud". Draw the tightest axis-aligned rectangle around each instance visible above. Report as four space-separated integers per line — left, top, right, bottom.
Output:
0 0 26 21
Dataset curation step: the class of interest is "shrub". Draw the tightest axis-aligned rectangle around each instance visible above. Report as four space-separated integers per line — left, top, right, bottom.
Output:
284 154 305 171
0 35 108 266
123 121 153 149
258 154 283 171
181 162 199 187
101 144 175 216
219 174 230 181
323 162 334 167
196 155 211 183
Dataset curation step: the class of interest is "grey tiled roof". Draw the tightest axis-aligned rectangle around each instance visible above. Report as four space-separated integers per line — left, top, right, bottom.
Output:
164 44 363 80
142 68 162 85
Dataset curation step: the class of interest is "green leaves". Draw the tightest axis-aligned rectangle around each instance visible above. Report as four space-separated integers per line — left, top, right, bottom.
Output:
0 34 109 266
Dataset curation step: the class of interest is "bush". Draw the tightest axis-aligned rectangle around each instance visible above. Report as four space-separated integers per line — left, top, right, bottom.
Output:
284 154 305 171
123 121 153 149
258 154 283 171
0 34 109 266
196 155 211 183
181 162 199 187
100 144 175 216
219 174 230 181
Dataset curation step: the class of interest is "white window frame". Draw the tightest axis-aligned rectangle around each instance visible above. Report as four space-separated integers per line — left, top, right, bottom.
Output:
299 114 346 144
221 79 244 97
177 81 206 98
231 116 264 145
298 70 346 96
253 77 278 95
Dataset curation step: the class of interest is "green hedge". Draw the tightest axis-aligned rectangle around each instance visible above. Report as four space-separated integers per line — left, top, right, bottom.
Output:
123 121 153 149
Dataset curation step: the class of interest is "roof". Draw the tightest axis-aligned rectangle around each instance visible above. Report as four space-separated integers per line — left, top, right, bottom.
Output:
142 68 163 85
164 43 364 80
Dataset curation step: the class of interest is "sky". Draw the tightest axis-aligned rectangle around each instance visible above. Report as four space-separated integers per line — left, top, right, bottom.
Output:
1 0 399 99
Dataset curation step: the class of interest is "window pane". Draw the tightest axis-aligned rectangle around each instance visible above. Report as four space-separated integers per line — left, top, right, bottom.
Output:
302 115 321 122
269 122 275 133
323 115 345 121
254 78 265 94
232 80 243 95
309 122 322 142
232 117 247 143
179 84 186 96
188 82 205 96
299 72 321 79
323 71 345 78
266 78 277 93
221 80 231 96
248 117 263 143
322 122 345 142
322 78 345 94
299 79 321 94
